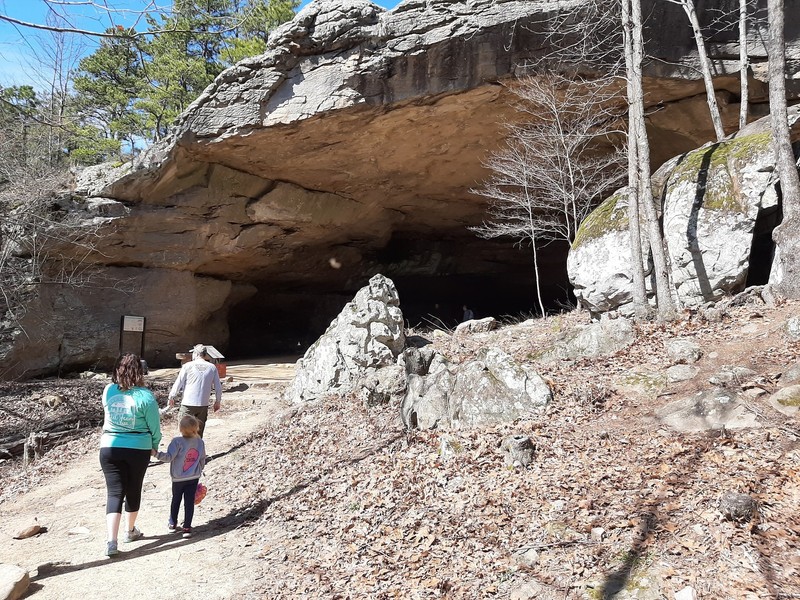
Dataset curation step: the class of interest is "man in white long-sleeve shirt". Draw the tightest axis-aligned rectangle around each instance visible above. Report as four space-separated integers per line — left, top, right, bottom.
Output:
168 344 221 438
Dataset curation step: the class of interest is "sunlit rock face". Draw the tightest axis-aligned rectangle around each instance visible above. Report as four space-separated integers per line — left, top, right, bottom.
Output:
4 0 798 378
568 109 800 315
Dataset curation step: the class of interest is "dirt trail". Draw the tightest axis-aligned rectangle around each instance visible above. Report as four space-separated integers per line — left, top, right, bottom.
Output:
0 360 294 600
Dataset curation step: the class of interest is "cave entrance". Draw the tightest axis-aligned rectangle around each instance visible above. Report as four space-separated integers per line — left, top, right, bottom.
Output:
745 203 781 287
225 238 573 359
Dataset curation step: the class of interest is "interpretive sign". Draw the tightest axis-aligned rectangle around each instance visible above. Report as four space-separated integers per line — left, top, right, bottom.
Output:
119 315 146 357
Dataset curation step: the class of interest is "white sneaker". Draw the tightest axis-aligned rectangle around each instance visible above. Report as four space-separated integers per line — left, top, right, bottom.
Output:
123 527 143 543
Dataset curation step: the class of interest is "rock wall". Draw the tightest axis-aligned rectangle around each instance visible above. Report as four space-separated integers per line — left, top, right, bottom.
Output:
2 268 238 379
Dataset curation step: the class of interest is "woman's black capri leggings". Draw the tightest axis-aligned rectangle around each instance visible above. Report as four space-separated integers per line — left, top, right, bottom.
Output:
99 446 151 514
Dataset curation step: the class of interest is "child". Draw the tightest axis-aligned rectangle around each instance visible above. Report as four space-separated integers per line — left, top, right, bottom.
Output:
156 414 206 538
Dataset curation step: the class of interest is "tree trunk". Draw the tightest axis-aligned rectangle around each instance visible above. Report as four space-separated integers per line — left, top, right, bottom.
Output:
631 0 677 320
678 0 725 141
768 0 800 297
622 0 651 320
530 233 546 317
739 0 749 131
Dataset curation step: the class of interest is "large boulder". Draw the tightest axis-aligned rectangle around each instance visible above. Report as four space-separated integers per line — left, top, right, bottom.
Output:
568 189 641 316
568 109 798 315
537 316 636 362
655 389 762 432
288 273 405 403
401 346 552 429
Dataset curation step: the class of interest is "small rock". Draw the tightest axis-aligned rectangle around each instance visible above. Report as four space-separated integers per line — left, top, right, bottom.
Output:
438 435 463 462
509 579 560 600
675 586 697 600
768 391 800 417
666 338 703 364
41 394 64 408
709 366 757 387
432 329 450 342
515 547 540 567
782 363 800 385
719 491 757 522
785 316 800 341
590 527 605 542
666 364 699 383
701 307 725 322
454 316 497 335
500 434 535 468
770 384 800 407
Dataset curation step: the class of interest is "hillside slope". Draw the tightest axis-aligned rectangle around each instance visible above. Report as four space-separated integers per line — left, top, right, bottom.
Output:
1 295 799 599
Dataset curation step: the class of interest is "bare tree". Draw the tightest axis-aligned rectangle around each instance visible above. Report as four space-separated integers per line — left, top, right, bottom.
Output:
471 73 627 315
621 0 650 320
623 0 677 320
666 0 726 141
539 0 682 319
767 0 800 297
0 172 104 331
39 13 87 166
739 0 749 130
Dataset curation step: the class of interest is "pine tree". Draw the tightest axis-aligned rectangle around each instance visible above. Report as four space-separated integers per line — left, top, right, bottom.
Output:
71 28 146 161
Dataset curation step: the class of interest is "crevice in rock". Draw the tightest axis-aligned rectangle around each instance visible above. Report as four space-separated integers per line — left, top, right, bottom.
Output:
746 202 781 287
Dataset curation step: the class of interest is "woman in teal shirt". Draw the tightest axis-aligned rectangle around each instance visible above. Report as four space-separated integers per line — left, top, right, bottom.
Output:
99 353 162 556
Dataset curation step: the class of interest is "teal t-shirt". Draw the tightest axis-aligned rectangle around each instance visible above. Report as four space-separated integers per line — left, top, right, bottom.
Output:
101 383 162 451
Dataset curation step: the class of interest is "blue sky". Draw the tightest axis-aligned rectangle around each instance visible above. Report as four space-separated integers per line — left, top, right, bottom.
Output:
0 0 401 88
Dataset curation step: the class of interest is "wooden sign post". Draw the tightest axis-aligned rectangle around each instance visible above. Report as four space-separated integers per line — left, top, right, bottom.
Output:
119 315 146 357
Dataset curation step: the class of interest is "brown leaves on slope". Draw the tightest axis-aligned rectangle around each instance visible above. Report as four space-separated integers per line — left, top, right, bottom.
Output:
209 386 799 599
209 300 800 599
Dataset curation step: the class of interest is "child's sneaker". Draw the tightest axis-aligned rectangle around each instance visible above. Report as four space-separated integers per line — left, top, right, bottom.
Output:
123 527 143 543
105 541 119 556
181 527 192 539
167 521 178 532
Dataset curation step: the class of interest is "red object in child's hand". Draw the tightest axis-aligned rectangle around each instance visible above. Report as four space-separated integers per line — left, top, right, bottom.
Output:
195 483 207 505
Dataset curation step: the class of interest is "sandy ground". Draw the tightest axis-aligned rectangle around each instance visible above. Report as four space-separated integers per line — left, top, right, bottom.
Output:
0 358 296 600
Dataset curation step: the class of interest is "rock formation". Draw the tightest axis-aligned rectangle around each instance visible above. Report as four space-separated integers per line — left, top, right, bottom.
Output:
3 0 799 378
401 346 552 429
288 273 552 429
568 108 799 316
288 273 405 404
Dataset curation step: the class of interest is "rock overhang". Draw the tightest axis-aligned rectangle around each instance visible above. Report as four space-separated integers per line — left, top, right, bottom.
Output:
11 0 798 376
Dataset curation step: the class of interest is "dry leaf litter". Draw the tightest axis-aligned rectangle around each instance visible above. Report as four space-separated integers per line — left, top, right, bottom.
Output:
1 300 799 599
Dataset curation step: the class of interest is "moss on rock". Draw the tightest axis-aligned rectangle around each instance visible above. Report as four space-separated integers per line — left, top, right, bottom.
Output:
572 189 629 249
571 130 772 262
667 132 771 213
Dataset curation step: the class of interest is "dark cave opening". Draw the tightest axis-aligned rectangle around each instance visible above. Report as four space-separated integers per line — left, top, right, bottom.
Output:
226 239 574 359
745 203 781 288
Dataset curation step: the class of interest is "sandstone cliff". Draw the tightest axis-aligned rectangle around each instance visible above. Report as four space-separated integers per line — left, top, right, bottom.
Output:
3 0 797 378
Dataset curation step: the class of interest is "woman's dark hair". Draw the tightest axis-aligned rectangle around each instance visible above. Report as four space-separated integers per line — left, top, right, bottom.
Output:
112 353 144 390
